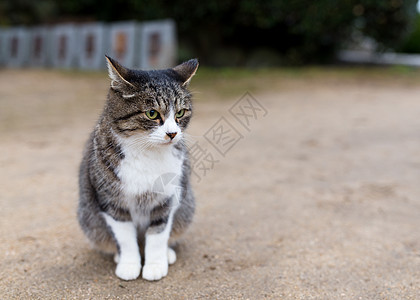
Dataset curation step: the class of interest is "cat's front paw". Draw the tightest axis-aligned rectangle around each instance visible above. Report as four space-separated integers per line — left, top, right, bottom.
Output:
142 262 168 281
115 262 141 281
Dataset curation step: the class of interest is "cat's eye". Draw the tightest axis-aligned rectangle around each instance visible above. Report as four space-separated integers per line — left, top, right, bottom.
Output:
175 109 185 118
145 110 159 120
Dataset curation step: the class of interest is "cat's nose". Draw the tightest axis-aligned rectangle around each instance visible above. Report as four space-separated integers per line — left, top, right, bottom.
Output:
166 132 177 140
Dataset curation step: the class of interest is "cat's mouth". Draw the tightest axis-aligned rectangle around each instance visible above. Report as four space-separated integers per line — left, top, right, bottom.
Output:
161 139 176 146
154 138 175 146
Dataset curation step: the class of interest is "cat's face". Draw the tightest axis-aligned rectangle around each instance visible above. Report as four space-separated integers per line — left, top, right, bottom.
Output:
104 57 198 148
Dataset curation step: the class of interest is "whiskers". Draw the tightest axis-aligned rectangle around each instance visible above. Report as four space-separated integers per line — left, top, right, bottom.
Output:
172 133 196 151
123 135 155 153
120 131 199 154
182 132 198 145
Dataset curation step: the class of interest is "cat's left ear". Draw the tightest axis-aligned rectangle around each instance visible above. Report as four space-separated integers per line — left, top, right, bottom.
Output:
105 55 135 90
172 59 199 86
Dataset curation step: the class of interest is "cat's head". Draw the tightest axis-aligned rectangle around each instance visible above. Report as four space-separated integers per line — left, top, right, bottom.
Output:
104 56 198 148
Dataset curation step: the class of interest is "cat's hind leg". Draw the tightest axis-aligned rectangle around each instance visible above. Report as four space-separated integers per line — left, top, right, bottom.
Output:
170 184 195 241
167 247 176 265
114 253 120 264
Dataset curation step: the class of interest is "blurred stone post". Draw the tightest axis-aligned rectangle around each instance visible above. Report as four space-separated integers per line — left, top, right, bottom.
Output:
0 28 5 67
138 19 176 70
108 21 141 68
78 23 109 70
50 24 79 69
3 27 30 67
29 26 50 67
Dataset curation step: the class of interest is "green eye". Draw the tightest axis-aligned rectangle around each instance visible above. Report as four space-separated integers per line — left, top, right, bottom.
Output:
145 110 159 120
175 109 185 118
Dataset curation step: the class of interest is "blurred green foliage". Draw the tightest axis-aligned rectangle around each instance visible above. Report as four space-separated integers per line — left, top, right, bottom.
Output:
399 13 420 53
0 0 418 65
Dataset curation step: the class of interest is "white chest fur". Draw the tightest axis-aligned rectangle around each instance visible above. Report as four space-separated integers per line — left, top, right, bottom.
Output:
117 143 184 202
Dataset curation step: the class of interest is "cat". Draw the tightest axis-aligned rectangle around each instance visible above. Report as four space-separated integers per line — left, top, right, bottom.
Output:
78 56 198 281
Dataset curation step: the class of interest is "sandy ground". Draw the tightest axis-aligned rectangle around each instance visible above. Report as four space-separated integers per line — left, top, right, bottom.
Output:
0 68 419 299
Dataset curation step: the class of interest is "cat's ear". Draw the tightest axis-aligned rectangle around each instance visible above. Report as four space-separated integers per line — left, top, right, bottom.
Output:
105 55 135 90
172 59 199 86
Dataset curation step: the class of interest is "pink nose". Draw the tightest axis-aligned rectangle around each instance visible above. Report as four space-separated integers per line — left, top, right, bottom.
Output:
166 132 177 140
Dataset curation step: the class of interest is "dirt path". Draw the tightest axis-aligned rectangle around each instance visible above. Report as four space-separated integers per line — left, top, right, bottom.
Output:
0 69 419 299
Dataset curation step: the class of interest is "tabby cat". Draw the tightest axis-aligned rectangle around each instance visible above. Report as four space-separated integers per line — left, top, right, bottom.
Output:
78 56 198 281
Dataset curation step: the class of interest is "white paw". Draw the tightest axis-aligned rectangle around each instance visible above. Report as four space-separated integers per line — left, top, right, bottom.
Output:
167 248 177 265
142 262 168 281
114 253 120 264
115 262 141 281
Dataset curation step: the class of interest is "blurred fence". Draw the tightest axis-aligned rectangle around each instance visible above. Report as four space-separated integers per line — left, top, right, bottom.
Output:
338 50 420 67
0 19 176 70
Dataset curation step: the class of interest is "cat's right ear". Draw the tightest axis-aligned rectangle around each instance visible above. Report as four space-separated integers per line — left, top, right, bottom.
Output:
173 59 199 86
105 56 135 90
